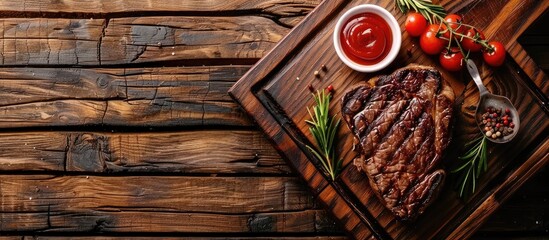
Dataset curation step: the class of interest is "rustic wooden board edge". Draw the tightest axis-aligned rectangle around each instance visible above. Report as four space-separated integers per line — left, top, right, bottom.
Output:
508 41 549 97
228 0 348 195
318 185 375 239
254 92 330 194
229 0 344 98
502 1 549 95
448 137 549 239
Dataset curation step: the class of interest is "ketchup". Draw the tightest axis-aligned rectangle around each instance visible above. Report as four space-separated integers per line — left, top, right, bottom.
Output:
340 13 393 65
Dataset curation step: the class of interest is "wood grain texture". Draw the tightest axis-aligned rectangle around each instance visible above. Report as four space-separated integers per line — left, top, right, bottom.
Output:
100 16 287 65
0 130 289 174
0 66 251 127
0 132 66 171
0 0 320 19
0 175 338 233
66 131 288 174
463 0 549 93
318 185 374 240
0 18 104 65
2 210 331 233
520 11 549 73
20 237 346 240
481 0 549 94
0 16 287 66
506 42 549 94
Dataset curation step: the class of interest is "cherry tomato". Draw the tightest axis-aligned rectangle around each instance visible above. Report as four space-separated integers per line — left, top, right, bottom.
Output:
482 41 506 67
439 47 464 71
420 24 447 55
461 28 485 52
405 12 428 37
441 14 465 39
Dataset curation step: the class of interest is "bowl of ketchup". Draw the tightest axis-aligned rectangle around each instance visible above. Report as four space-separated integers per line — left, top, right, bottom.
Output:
333 4 401 72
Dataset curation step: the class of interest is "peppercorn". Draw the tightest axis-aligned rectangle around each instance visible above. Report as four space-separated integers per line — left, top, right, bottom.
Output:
307 84 314 92
321 65 327 71
479 106 515 140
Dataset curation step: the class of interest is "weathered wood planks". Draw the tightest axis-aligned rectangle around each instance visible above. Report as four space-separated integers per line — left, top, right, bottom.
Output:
0 66 250 127
0 16 287 66
18 237 347 240
0 130 289 174
0 132 66 171
100 16 287 65
0 18 104 65
0 0 324 66
0 2 336 236
0 0 320 19
0 175 341 233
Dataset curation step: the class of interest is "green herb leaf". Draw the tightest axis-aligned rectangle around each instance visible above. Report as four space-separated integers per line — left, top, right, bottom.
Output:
452 136 489 198
395 0 446 24
305 90 342 181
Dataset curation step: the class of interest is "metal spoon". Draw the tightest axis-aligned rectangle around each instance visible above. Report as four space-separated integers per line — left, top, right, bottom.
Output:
465 59 520 143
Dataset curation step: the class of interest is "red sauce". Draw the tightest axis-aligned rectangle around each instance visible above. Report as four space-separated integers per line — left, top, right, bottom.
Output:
340 13 393 65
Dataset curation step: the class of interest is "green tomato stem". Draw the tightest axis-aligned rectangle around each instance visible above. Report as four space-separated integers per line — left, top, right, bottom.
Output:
433 15 494 59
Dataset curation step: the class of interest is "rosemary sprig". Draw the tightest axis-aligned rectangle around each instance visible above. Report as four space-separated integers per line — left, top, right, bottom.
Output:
451 136 489 198
395 0 446 24
305 90 342 181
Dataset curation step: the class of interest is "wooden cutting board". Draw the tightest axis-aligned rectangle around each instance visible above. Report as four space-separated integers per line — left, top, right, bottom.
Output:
229 0 549 239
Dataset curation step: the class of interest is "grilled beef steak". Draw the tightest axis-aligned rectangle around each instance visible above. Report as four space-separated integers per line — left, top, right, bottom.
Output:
341 65 454 220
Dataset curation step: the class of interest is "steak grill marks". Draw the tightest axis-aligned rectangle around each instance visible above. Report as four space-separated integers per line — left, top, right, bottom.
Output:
341 66 454 221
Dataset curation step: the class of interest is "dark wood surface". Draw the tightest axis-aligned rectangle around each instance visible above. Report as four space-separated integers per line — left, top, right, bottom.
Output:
0 0 546 239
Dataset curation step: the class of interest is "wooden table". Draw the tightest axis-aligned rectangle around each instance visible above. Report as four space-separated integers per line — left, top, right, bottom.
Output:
0 1 545 239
